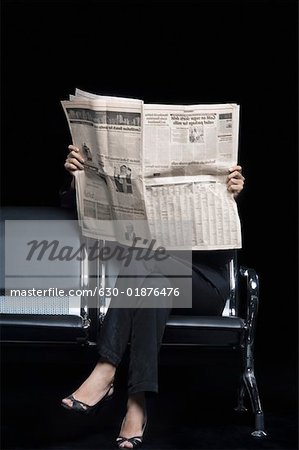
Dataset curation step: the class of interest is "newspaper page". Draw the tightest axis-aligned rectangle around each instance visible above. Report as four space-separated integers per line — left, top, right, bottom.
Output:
61 95 152 244
61 91 242 250
143 103 241 250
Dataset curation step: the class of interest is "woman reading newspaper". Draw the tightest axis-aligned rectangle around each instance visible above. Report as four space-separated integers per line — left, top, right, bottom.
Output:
61 144 244 449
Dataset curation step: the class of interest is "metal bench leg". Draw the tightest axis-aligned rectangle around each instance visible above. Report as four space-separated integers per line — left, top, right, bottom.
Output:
234 376 248 412
239 267 267 438
243 365 267 437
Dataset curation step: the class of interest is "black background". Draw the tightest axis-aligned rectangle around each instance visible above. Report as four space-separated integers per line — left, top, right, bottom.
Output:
1 0 298 360
1 1 298 448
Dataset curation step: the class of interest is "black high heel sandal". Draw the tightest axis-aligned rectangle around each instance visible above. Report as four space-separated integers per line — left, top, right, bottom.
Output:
61 381 114 415
116 416 147 449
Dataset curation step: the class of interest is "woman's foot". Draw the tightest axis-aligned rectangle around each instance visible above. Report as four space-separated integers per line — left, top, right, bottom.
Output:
116 392 147 449
61 361 115 410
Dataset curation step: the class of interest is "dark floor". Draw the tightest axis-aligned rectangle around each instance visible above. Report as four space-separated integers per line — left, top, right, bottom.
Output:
1 344 297 450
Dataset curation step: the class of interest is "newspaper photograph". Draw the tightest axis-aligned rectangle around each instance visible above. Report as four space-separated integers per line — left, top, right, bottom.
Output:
61 90 242 250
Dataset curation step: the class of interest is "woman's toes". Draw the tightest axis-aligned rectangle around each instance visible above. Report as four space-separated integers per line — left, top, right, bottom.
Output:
62 398 72 407
120 442 133 449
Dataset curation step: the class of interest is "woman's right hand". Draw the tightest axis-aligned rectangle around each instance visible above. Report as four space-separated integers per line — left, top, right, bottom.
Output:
64 145 85 175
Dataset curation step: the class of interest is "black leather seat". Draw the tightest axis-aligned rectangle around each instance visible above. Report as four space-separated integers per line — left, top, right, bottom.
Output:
164 315 245 346
0 314 87 343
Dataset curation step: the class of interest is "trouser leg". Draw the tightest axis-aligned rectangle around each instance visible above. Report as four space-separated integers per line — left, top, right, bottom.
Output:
97 307 133 367
128 305 171 394
127 274 173 395
191 270 226 315
96 248 182 392
97 275 172 394
96 248 143 366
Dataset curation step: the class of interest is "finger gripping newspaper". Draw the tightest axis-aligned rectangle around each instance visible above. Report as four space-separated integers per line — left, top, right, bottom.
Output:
61 89 241 251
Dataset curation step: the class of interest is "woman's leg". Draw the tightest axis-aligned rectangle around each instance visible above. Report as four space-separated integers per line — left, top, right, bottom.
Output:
128 302 172 395
116 275 172 448
171 268 227 316
97 307 133 367
191 270 227 315
116 301 170 448
61 303 134 409
99 298 171 395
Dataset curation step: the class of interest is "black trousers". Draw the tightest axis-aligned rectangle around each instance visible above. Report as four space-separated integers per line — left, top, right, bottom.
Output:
97 252 226 394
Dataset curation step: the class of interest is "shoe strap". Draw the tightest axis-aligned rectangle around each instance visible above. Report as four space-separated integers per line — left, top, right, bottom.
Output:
116 436 142 448
68 382 113 410
68 395 90 411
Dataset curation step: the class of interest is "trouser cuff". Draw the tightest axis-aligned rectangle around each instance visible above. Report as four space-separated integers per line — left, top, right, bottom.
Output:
128 381 158 395
98 346 122 367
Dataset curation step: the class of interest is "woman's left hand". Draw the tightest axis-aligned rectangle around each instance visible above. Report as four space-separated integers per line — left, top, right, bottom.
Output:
227 165 245 197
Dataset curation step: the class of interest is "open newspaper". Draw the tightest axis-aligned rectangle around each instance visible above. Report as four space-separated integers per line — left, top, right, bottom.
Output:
61 89 242 250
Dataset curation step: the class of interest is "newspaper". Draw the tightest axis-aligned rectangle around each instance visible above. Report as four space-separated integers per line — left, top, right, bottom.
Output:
61 89 242 250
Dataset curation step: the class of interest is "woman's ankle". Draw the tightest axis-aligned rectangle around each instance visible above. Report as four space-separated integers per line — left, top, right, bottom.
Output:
127 392 146 417
94 361 116 381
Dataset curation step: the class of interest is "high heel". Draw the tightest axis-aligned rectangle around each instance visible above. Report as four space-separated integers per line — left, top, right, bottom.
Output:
116 416 147 449
61 381 114 415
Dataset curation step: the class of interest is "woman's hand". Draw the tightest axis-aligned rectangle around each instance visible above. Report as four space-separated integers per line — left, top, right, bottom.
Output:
64 145 85 175
227 165 245 198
